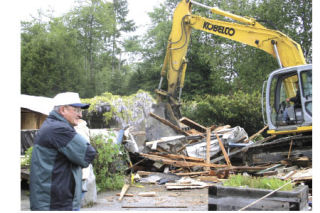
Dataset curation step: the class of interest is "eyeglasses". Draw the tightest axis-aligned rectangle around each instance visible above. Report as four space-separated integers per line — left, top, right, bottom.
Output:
68 106 83 114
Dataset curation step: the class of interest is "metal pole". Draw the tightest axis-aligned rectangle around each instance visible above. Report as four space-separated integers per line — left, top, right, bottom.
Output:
272 40 283 68
158 76 163 90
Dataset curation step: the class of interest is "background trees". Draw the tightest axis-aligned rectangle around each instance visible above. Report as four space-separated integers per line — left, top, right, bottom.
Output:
21 0 312 132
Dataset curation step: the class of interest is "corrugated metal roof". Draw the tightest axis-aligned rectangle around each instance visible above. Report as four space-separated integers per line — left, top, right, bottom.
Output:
21 94 53 115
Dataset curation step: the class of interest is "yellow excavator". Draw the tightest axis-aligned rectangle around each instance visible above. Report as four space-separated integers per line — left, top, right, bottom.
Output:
156 0 312 139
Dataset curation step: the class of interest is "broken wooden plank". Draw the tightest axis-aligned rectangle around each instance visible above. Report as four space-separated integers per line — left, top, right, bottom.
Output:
206 128 211 171
213 125 231 132
166 185 207 190
116 193 134 197
174 171 210 176
122 205 187 208
118 184 130 201
196 176 220 182
145 135 186 147
287 139 294 158
210 135 275 164
138 192 156 197
214 131 232 167
153 152 205 162
244 125 268 143
136 171 159 176
149 112 191 136
215 165 271 172
139 153 227 168
179 117 207 133
280 170 297 180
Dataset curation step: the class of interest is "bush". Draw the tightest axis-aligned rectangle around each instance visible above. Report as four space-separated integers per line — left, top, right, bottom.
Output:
21 146 33 169
90 134 128 192
181 91 264 136
223 174 293 191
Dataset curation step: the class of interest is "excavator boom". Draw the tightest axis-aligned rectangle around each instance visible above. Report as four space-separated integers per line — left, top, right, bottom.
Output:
155 0 311 135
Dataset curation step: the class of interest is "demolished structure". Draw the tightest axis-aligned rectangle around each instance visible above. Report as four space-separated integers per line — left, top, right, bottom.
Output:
20 92 312 210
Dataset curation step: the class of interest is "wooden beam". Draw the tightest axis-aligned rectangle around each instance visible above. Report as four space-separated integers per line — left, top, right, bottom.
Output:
145 135 186 146
244 125 268 143
118 184 130 201
139 153 227 168
116 193 134 197
214 131 232 167
138 192 156 197
206 128 211 171
149 112 191 136
122 205 187 208
153 152 205 162
174 171 210 176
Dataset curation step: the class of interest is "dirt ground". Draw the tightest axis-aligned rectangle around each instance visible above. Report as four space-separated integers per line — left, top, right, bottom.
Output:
21 182 208 211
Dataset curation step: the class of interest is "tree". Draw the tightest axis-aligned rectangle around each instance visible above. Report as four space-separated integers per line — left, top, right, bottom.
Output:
21 17 87 97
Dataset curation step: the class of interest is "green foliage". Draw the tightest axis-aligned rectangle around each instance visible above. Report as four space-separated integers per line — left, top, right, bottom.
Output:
181 90 264 136
223 174 293 191
21 147 33 168
90 134 128 191
82 90 155 127
21 0 136 98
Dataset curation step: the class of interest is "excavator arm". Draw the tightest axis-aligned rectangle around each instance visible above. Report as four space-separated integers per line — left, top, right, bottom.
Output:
156 0 306 125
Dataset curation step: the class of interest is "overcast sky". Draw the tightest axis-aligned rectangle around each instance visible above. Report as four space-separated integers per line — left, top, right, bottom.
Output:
19 0 165 35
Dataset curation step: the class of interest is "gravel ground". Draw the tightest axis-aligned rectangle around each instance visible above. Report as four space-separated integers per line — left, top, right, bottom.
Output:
21 183 208 211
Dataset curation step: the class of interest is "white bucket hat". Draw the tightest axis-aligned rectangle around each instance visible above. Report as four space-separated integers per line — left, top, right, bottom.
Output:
53 92 90 109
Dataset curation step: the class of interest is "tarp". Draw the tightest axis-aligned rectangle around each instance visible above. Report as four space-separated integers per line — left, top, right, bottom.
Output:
186 126 249 159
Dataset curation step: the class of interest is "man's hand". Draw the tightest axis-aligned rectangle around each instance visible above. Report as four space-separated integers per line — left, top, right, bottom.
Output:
286 98 290 102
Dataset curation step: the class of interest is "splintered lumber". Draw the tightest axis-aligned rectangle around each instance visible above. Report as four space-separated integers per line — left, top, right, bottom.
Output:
244 125 268 143
165 182 207 190
211 135 276 164
213 125 231 132
197 176 220 182
146 135 186 147
149 112 191 136
122 205 187 208
287 139 294 158
206 128 211 171
280 170 297 180
179 117 207 133
137 171 157 176
174 171 210 176
214 131 232 167
118 184 130 201
138 192 156 197
153 152 205 162
214 165 271 172
116 193 134 197
139 153 227 168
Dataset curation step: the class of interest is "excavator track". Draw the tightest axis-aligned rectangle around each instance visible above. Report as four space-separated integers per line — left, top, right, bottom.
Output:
239 134 312 166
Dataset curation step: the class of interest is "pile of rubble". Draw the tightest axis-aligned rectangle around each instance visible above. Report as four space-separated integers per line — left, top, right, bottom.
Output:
118 110 312 195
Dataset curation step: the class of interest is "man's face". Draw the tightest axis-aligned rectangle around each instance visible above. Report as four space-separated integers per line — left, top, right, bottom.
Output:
59 105 83 126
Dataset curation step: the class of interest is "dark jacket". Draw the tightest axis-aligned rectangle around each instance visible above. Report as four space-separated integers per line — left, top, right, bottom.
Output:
290 88 301 108
29 110 96 211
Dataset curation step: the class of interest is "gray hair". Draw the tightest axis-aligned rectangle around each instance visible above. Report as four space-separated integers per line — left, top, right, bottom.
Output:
53 105 62 113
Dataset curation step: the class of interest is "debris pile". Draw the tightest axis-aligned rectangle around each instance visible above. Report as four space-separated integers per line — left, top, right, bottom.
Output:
114 108 312 209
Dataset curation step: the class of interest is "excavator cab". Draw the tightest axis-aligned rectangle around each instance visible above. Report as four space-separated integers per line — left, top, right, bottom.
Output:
263 64 312 135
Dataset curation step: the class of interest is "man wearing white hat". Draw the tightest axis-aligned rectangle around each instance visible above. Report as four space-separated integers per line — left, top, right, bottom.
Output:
29 92 97 211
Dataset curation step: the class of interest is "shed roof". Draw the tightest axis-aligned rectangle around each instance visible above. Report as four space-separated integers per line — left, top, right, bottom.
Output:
21 94 53 115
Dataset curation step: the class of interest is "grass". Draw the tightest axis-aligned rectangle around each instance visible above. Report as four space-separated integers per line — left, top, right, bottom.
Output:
223 174 293 191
